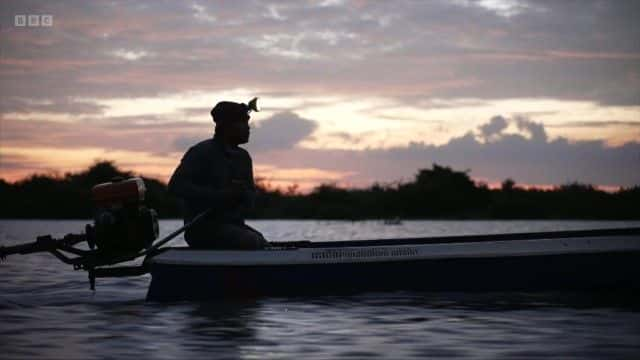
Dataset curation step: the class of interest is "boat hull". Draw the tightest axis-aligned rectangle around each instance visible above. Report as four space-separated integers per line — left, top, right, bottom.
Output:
146 229 640 301
147 251 640 301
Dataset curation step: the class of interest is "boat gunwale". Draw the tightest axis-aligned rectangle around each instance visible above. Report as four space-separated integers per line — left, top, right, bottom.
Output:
300 227 640 248
148 232 640 267
150 227 640 253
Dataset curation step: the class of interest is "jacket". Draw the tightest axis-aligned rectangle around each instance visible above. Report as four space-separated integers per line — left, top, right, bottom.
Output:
168 136 256 242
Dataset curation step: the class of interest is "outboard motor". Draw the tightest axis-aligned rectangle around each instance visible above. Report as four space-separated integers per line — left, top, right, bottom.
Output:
89 177 159 257
0 176 164 289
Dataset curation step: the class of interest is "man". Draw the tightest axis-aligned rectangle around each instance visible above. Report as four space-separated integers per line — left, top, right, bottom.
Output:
168 98 267 249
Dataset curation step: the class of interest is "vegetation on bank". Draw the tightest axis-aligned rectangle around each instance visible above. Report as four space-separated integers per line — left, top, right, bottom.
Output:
0 161 638 219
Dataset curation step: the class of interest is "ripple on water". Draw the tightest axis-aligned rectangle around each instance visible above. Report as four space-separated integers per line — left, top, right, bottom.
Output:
1 219 640 359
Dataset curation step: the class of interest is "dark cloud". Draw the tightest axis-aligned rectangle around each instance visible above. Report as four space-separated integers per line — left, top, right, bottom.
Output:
327 131 362 144
0 153 40 170
515 117 547 143
479 115 508 140
0 0 638 105
0 110 315 155
0 97 106 114
0 117 208 154
246 111 317 152
180 107 213 117
254 116 640 187
173 135 209 152
546 121 640 128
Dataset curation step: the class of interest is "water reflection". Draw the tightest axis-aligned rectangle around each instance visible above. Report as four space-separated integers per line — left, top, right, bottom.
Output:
2 220 640 359
1 291 640 359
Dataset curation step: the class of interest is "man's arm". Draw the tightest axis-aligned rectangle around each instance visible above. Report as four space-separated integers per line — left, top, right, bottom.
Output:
244 152 257 211
168 146 229 206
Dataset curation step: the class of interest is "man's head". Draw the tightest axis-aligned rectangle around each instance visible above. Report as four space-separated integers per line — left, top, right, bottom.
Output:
211 98 259 145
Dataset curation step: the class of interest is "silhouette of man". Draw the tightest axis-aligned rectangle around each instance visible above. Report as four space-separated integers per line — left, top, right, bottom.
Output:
169 98 267 249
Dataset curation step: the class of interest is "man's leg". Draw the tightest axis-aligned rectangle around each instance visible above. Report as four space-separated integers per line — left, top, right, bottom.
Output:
215 224 268 250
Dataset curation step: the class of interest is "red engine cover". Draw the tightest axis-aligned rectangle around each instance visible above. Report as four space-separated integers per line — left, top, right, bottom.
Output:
92 177 146 207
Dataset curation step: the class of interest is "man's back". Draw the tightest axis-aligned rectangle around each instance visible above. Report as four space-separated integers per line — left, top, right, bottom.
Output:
169 137 256 247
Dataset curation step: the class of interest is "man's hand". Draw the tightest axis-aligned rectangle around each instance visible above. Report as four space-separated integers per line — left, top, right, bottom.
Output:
224 180 247 203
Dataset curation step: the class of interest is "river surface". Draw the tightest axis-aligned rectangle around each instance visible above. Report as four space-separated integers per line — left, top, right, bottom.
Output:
1 219 639 359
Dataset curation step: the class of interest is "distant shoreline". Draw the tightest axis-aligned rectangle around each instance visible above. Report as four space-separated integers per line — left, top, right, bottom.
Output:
2 217 640 221
1 161 638 220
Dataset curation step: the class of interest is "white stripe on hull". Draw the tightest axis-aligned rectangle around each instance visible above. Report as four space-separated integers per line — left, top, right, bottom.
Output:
149 235 640 267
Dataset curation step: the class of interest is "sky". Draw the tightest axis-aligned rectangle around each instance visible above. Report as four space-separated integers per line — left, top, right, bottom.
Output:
1 0 639 191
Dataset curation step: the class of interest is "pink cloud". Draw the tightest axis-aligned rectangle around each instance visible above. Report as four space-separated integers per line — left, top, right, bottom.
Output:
547 50 640 60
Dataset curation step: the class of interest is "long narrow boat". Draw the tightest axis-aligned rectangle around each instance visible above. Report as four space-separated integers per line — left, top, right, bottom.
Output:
146 227 640 301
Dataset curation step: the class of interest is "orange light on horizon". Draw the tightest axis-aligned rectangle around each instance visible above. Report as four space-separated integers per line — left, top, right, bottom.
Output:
0 146 181 183
480 180 622 193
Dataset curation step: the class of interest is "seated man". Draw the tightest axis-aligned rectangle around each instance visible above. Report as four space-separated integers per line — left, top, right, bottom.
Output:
168 98 267 249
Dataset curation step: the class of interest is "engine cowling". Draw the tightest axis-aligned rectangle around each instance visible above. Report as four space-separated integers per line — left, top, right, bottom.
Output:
90 177 158 256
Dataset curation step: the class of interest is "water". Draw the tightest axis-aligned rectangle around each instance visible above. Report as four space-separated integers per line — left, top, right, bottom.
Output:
1 219 640 359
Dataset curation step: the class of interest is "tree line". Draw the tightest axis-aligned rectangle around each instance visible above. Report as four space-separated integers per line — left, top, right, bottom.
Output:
0 161 638 219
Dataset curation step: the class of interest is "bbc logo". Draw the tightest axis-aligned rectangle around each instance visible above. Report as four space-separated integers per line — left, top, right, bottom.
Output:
14 14 53 27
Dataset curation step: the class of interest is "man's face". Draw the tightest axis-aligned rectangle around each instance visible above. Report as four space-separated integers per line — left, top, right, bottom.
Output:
227 115 250 145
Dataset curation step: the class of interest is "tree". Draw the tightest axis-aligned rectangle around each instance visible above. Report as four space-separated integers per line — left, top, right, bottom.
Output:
502 178 516 191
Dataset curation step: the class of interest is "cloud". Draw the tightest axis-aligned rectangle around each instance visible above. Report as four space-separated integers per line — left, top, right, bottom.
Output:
1 1 639 187
247 111 317 152
2 113 639 188
453 0 540 18
1 1 638 105
546 121 640 128
0 117 208 155
0 110 313 162
253 116 640 187
478 115 508 140
180 106 212 117
477 114 552 143
173 135 206 152
111 49 153 61
327 131 363 143
0 153 41 171
515 116 547 142
0 97 107 114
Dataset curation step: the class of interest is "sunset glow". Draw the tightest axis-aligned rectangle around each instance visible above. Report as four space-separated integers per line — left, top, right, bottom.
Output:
1 1 639 190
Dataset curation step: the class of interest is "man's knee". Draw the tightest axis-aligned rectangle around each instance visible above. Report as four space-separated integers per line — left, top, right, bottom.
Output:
237 230 267 250
219 225 267 250
185 224 267 249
